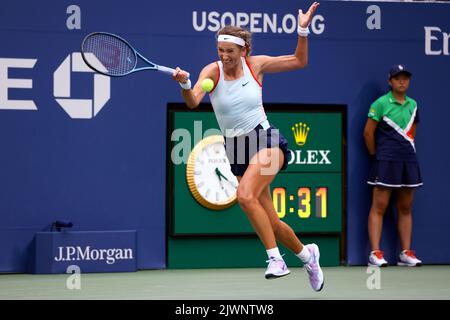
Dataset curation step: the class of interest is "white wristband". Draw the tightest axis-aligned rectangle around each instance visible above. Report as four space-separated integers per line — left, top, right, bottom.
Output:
179 79 192 90
297 26 310 37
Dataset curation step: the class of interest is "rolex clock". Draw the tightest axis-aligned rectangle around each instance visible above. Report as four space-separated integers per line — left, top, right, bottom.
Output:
186 135 238 210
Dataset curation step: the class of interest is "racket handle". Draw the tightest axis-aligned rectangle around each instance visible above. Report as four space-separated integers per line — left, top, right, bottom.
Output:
158 65 190 79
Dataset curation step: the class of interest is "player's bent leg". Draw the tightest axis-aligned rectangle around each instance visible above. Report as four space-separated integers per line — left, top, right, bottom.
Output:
237 148 284 244
259 181 324 291
259 186 302 253
237 148 291 279
236 170 277 250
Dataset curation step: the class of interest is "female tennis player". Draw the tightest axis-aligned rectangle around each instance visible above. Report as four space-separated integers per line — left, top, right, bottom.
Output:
173 2 324 292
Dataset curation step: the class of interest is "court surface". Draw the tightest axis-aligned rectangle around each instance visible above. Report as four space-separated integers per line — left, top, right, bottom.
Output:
1 266 449 300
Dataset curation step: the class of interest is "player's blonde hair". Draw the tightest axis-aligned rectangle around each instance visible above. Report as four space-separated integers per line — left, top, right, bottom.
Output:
217 26 252 56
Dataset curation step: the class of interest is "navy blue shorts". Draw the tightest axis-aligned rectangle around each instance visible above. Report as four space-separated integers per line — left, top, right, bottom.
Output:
367 160 423 188
224 123 290 177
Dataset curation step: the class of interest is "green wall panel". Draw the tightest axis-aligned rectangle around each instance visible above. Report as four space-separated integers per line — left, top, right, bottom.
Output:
168 236 341 268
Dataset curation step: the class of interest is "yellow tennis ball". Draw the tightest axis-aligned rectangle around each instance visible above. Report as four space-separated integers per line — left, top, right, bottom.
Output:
201 78 214 92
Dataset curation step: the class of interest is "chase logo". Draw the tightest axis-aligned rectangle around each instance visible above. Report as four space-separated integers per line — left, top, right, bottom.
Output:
0 53 110 119
54 53 110 119
292 122 310 146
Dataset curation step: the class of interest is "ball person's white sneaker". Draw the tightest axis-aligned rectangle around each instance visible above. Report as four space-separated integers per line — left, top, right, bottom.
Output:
398 250 422 267
265 257 290 279
368 250 388 267
304 244 324 292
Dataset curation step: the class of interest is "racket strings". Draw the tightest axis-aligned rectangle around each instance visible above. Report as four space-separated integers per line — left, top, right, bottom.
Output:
82 34 136 76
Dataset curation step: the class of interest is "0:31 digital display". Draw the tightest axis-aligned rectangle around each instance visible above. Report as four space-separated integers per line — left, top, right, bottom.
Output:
273 186 327 219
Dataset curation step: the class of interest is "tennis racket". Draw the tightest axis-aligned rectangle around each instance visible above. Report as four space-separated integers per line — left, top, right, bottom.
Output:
81 32 189 78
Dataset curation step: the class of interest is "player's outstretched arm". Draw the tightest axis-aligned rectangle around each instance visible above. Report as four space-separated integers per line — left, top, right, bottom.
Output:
250 2 320 75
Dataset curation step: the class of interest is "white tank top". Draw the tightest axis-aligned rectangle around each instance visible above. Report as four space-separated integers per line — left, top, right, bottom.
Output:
209 57 267 137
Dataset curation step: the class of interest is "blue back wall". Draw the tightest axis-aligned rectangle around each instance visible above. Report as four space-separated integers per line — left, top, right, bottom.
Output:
1 0 449 271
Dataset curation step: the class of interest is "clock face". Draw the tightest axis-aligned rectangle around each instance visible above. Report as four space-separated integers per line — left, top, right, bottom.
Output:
186 135 238 210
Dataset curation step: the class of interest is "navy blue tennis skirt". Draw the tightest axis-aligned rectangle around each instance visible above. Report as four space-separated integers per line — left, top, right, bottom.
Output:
367 159 423 188
224 123 290 177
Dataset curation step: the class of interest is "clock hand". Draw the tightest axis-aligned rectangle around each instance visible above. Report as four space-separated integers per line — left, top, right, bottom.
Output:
214 168 225 190
215 167 222 181
216 168 238 189
215 168 229 181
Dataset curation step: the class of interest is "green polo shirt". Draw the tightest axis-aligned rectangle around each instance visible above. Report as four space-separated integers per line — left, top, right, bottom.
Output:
368 91 419 161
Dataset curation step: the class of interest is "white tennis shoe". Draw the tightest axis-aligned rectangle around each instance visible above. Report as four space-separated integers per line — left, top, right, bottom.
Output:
398 250 422 267
265 257 290 279
368 250 388 267
304 243 325 292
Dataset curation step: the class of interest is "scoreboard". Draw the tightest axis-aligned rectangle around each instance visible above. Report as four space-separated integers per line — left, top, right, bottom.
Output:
168 106 344 236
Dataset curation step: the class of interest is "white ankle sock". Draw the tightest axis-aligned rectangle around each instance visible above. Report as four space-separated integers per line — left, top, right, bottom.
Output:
266 247 282 259
296 245 311 264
